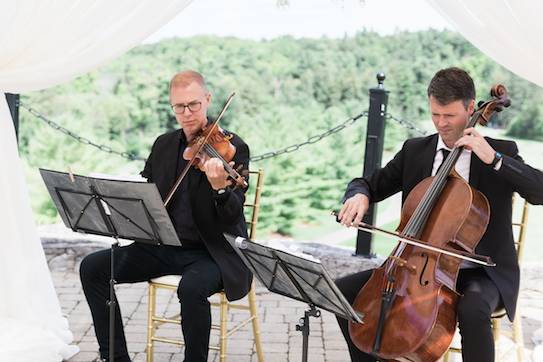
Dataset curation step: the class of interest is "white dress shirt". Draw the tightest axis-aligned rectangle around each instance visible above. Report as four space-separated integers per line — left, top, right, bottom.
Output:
431 135 472 181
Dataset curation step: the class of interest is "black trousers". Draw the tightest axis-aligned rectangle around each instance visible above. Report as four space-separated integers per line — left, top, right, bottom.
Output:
335 268 501 362
80 243 223 362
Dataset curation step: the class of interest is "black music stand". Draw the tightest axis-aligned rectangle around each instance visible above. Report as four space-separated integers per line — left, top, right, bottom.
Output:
40 168 181 362
224 233 364 362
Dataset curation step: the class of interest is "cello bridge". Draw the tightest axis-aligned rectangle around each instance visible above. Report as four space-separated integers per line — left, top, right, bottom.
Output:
389 256 417 274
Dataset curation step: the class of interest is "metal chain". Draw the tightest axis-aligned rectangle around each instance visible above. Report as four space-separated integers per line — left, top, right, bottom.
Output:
20 101 425 162
385 113 427 136
19 101 147 161
20 102 373 162
250 111 368 162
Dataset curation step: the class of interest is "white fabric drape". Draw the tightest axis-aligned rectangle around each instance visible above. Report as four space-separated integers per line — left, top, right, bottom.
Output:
426 0 543 88
0 1 192 361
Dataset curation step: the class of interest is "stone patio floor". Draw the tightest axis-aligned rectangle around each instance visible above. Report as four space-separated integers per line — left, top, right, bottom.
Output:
45 240 543 362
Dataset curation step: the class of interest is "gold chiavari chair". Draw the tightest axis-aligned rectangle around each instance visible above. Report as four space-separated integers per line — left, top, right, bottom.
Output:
444 193 529 362
146 169 265 362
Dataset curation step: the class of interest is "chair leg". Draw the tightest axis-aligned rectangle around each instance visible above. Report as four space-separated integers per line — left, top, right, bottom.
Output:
492 318 501 342
492 318 502 361
146 283 157 362
248 284 264 362
219 293 229 362
512 314 524 362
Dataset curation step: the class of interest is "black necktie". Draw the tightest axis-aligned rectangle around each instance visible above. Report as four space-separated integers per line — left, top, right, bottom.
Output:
437 149 450 173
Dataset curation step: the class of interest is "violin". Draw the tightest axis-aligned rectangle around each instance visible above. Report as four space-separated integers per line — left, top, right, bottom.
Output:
164 92 247 207
182 124 247 186
345 85 510 361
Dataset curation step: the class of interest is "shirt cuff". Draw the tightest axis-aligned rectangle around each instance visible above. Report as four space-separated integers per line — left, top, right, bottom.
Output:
213 188 231 204
493 158 503 171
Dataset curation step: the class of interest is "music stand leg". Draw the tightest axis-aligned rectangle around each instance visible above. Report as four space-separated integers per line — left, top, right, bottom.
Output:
296 305 321 362
108 241 119 362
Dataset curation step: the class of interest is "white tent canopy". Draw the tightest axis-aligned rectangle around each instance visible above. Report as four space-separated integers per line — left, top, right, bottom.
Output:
427 0 543 88
0 1 191 361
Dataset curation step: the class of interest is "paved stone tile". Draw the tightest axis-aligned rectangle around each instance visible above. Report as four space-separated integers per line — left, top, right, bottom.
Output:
68 351 100 361
44 242 542 362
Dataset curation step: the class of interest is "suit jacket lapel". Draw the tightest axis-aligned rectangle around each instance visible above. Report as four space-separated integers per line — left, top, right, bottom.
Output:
421 134 439 179
162 130 183 193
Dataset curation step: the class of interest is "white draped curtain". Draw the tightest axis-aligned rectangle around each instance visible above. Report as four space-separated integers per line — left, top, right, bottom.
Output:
0 1 192 361
426 0 543 88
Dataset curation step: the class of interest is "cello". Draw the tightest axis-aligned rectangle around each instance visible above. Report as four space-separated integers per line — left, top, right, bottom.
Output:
347 85 511 361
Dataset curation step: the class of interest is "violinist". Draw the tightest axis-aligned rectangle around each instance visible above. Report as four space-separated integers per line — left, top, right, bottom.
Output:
80 70 252 362
335 67 543 362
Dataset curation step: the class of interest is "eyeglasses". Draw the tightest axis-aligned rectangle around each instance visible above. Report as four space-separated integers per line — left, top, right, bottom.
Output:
171 101 202 114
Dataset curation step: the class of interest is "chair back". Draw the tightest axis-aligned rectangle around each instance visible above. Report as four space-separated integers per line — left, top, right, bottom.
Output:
512 193 529 262
244 169 264 241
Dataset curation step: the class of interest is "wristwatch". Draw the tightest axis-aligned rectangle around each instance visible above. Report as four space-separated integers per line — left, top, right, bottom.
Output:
490 151 503 169
216 188 226 195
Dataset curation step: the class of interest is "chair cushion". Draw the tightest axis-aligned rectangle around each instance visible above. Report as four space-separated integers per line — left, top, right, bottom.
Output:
150 275 182 286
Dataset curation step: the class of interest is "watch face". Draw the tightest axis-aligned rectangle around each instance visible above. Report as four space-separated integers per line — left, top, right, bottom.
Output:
218 189 226 195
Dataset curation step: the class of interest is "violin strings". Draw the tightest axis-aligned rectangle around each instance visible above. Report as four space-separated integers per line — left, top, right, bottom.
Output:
202 144 239 177
202 144 230 168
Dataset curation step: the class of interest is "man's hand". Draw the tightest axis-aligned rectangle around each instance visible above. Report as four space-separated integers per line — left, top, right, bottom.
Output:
337 193 370 227
202 158 232 190
454 127 496 164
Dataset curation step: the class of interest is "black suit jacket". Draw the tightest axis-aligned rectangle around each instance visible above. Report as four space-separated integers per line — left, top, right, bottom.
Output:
344 134 543 320
141 128 252 301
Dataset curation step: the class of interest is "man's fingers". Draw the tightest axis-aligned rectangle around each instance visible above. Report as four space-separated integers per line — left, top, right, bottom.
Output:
353 206 365 226
344 206 359 227
342 203 356 226
338 195 369 227
338 203 347 220
339 202 352 225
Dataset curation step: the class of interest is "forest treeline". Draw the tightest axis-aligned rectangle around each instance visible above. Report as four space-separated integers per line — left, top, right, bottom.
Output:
19 30 543 234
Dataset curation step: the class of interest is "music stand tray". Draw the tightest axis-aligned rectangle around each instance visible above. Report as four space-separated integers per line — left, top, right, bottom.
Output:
40 168 181 362
224 233 363 362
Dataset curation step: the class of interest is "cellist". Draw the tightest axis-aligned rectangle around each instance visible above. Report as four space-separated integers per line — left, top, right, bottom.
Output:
336 67 543 362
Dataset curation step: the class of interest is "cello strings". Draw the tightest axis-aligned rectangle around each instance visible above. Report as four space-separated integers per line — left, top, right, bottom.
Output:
383 110 486 283
402 146 459 237
402 111 481 239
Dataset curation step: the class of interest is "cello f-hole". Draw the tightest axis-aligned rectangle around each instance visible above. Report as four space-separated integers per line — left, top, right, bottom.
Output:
419 253 430 286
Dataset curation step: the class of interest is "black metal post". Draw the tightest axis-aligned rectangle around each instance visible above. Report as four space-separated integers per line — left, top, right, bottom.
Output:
5 93 20 141
355 73 388 256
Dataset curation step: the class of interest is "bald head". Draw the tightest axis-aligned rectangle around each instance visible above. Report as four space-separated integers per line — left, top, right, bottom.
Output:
169 70 209 94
